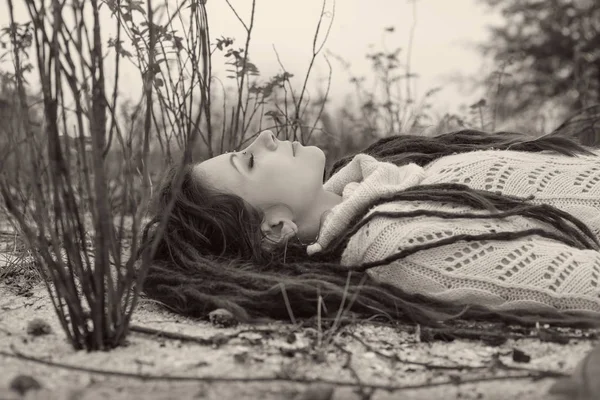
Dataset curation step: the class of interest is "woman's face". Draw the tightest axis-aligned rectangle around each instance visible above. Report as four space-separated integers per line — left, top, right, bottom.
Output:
194 130 326 216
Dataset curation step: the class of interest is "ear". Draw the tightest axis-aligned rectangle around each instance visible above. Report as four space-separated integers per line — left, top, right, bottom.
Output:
260 205 298 250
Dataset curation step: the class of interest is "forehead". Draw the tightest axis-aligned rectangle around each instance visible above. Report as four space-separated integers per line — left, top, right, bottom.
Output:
193 153 242 193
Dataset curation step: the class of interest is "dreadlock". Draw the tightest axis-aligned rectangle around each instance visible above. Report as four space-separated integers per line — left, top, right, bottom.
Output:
315 183 600 266
328 128 594 177
140 128 600 328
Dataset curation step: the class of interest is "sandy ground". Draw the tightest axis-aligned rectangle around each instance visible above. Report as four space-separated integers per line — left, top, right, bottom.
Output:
0 221 598 400
1 278 598 400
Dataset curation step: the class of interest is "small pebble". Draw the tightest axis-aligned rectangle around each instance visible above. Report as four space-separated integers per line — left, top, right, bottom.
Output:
208 308 238 328
280 348 295 358
26 318 52 336
9 375 42 395
286 331 297 344
512 348 531 363
233 351 249 364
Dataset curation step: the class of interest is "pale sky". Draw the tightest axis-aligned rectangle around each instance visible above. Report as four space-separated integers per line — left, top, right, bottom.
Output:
204 0 501 114
0 0 501 115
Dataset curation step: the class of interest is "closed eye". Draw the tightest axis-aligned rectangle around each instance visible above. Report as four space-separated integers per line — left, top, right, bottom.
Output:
249 153 255 169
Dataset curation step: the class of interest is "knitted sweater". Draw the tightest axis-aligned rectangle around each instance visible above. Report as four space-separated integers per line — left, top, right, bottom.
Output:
307 150 600 315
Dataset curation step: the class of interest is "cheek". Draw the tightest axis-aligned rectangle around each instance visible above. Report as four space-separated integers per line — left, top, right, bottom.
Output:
259 152 322 192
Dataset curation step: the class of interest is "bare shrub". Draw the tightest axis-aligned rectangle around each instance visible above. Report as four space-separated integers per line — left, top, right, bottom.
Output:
0 0 212 350
0 0 338 351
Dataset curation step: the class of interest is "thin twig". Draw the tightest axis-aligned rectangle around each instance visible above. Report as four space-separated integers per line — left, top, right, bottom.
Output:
405 0 417 104
129 324 279 345
293 0 335 141
230 0 256 148
0 347 567 392
280 283 298 325
224 0 249 31
348 331 486 371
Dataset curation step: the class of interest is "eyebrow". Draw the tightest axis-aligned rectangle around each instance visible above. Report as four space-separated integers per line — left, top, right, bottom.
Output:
229 153 240 174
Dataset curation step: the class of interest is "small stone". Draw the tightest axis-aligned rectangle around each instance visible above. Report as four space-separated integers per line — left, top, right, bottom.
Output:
9 375 42 395
512 348 531 363
280 348 295 358
233 351 249 364
286 332 297 344
208 308 238 328
26 318 52 336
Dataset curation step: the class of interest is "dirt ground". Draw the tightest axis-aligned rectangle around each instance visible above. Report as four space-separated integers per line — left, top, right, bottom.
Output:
1 277 598 400
0 222 598 400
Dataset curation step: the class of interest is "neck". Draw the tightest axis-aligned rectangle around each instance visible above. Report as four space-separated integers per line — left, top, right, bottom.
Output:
296 189 342 242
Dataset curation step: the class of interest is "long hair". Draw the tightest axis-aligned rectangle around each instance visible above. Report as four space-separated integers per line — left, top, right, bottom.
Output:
139 129 600 327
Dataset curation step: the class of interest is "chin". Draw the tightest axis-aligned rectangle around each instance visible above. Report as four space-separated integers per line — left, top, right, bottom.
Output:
313 148 327 180
300 145 323 159
301 146 326 180
309 145 326 160
311 146 326 166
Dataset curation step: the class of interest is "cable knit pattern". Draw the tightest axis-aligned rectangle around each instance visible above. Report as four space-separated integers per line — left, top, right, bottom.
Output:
310 151 600 314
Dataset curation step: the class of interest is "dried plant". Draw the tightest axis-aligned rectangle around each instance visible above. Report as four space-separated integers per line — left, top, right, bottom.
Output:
325 1 440 143
0 0 211 351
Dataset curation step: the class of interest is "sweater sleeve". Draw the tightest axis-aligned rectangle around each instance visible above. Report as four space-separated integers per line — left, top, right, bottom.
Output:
307 155 426 255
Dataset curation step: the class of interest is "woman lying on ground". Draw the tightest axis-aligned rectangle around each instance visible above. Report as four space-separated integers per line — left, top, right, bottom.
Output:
139 128 600 327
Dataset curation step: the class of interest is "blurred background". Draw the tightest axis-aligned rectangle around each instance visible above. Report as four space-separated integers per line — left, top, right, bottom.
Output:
2 0 599 153
1 0 599 208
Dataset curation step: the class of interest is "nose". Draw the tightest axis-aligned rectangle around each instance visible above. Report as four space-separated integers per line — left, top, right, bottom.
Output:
255 130 278 151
